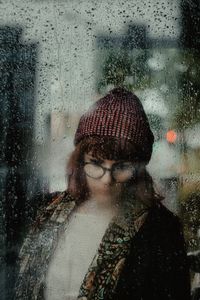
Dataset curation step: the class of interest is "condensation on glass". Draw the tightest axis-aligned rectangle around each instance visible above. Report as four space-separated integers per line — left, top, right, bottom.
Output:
0 1 199 299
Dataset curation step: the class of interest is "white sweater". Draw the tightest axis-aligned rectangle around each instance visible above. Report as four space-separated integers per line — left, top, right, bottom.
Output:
45 200 115 300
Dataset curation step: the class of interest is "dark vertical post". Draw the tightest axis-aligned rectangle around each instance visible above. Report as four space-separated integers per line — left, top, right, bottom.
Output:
0 26 38 300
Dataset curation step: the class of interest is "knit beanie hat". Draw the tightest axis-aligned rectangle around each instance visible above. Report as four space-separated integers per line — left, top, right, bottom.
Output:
74 87 154 164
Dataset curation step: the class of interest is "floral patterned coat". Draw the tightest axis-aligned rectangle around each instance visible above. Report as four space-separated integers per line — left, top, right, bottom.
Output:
14 191 191 300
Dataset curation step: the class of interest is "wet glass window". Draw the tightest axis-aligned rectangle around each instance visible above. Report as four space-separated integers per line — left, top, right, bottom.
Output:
0 1 200 299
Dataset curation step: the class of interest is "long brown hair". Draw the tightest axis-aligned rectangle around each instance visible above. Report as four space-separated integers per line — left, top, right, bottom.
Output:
66 136 163 206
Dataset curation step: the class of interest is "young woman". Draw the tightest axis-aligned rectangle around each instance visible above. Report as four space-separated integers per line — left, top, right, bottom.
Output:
15 87 191 300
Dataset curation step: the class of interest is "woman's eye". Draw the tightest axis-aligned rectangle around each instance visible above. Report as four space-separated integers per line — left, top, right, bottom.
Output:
119 165 126 170
90 159 102 165
114 163 124 171
114 162 134 171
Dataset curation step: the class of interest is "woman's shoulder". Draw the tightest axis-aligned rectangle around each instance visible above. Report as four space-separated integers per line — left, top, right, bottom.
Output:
135 203 186 256
18 191 76 257
147 202 183 232
32 190 75 212
34 190 74 207
25 190 76 233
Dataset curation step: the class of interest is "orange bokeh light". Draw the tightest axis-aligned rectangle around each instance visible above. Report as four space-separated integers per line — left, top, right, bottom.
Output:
166 130 177 143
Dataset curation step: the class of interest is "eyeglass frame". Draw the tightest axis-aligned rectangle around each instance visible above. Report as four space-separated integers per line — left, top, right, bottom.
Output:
82 161 136 182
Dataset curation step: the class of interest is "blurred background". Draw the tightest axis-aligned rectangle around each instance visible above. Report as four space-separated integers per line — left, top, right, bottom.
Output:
0 0 200 298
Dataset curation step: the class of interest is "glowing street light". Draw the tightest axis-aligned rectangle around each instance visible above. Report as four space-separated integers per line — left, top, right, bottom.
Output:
166 130 177 143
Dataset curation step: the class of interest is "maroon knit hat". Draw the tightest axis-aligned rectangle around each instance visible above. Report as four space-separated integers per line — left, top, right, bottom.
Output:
74 87 154 164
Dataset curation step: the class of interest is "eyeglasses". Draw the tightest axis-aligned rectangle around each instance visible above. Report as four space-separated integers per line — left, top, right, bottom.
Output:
83 160 136 183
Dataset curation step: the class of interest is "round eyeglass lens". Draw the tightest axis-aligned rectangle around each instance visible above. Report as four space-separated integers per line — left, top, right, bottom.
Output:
84 163 104 179
112 162 135 182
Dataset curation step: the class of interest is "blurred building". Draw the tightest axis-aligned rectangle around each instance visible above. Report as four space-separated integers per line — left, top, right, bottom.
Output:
0 26 40 300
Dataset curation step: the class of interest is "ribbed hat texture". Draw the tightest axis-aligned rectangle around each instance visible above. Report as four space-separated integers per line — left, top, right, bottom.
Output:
74 87 154 163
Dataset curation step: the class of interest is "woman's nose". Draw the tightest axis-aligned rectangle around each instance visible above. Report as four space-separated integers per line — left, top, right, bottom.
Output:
101 169 113 185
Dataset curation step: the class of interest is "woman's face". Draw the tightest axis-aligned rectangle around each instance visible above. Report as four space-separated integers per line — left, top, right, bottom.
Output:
83 152 134 204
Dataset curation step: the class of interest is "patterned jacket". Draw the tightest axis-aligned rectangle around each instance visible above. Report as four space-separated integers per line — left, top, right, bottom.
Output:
14 191 191 300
